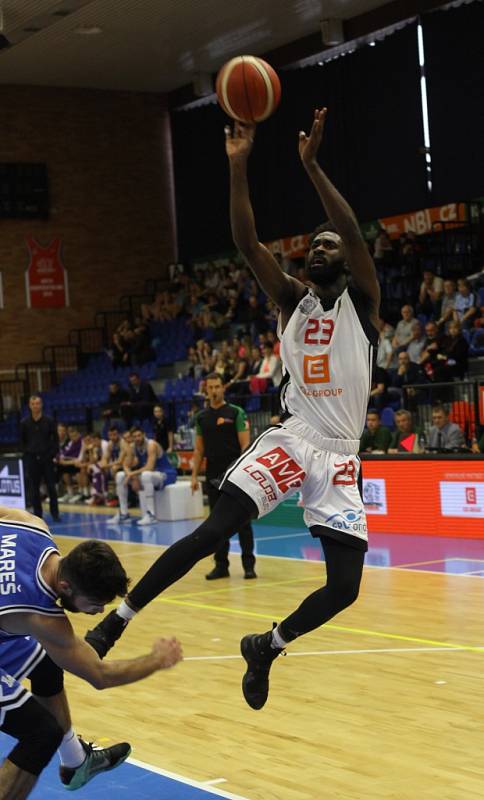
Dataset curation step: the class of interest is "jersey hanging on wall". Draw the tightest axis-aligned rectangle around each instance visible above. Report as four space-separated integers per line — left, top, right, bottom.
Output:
25 237 69 308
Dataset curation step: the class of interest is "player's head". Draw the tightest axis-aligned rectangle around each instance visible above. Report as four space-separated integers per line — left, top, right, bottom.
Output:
306 223 347 288
366 410 380 432
206 372 224 405
431 404 449 430
132 426 146 446
57 540 129 614
108 425 121 442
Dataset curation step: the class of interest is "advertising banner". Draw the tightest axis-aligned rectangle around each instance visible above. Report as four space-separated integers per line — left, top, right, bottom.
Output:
0 458 26 510
363 459 484 537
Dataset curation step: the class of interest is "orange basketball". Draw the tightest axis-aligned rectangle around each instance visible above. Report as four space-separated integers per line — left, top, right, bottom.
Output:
216 55 281 123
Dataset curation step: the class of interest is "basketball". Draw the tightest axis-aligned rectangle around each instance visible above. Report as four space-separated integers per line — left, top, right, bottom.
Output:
216 55 281 123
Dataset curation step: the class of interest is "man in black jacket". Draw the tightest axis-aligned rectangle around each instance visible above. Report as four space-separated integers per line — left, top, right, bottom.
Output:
120 373 158 428
20 396 60 521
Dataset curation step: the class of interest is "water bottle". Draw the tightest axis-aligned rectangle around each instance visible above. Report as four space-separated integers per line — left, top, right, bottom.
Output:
418 432 427 453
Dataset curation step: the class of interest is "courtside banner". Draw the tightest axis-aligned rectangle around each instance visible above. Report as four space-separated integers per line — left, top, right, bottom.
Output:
362 460 484 537
0 458 26 510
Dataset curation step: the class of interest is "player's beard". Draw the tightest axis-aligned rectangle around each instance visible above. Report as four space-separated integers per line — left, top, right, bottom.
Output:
57 591 81 613
308 257 346 287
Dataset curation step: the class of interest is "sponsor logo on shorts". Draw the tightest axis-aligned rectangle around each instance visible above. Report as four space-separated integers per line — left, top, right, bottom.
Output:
242 446 306 501
325 508 367 533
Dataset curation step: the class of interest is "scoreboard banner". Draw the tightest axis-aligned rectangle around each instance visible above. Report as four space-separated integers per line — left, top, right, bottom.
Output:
362 459 484 537
0 458 26 510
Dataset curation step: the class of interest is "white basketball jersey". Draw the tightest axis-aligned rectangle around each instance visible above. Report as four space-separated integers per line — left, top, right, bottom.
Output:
279 287 376 441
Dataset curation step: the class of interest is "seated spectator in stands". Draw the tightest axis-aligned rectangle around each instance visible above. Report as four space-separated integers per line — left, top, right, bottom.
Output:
419 321 443 379
107 426 177 526
453 278 477 328
251 342 282 392
388 410 421 453
392 305 415 354
436 279 457 329
242 294 267 339
111 320 133 366
373 228 393 263
152 404 174 453
427 405 466 451
359 410 392 453
226 355 251 392
417 270 444 318
186 346 203 379
120 371 158 427
266 330 281 356
471 427 484 454
130 321 155 366
248 346 263 375
432 320 469 381
377 319 394 370
57 426 86 503
406 321 426 363
368 365 390 412
391 352 426 412
102 381 130 419
264 299 278 331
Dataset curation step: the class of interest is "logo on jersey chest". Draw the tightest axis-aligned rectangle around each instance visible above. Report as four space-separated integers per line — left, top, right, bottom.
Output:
298 294 319 315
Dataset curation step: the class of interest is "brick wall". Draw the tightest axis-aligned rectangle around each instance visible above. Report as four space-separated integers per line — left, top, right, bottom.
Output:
0 86 176 370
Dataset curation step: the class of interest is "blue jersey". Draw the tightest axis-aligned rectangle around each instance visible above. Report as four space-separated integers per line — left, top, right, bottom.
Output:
0 517 65 689
135 439 177 484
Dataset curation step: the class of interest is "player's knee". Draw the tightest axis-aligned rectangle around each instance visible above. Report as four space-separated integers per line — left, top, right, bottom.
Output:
335 577 360 610
29 654 64 697
115 471 125 486
7 707 64 775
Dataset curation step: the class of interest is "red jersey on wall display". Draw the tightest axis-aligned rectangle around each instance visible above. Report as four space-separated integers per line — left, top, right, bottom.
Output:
25 237 69 308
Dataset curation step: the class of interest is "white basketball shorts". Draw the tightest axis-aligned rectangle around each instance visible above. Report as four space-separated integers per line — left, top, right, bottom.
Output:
219 424 368 548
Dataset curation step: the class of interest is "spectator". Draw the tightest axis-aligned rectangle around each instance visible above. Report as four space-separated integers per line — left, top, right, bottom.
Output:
57 422 69 450
376 320 394 370
102 382 130 419
406 321 426 363
20 395 60 522
419 321 443 379
432 320 469 381
453 278 477 328
427 405 466 451
417 269 444 317
130 321 155 367
473 289 484 329
250 342 282 393
373 228 393 262
436 279 457 328
152 405 174 452
388 410 422 453
368 365 390 412
359 410 392 453
392 305 415 352
471 427 484 453
120 372 158 428
392 352 426 410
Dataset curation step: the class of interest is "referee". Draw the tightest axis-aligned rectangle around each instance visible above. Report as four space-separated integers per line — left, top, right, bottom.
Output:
20 395 60 521
191 373 256 580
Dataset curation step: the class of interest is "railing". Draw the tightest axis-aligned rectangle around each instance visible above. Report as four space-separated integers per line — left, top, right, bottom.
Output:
69 327 106 355
15 362 56 396
42 345 79 383
405 380 480 440
94 309 132 344
0 378 28 421
119 294 154 321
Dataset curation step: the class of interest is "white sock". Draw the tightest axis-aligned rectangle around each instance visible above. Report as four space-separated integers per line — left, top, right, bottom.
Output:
117 599 137 622
271 625 288 650
58 728 86 768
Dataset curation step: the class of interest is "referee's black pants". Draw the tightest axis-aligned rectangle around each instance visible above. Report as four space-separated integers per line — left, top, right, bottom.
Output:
24 454 59 520
206 481 255 571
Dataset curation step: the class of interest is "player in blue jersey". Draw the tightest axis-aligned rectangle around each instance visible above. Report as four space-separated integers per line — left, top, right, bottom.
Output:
0 506 182 800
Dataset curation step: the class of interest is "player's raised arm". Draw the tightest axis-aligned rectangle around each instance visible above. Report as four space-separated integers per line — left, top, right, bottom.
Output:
299 108 380 317
226 122 302 313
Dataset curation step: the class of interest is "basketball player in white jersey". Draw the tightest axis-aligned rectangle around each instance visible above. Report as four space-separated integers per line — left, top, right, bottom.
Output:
86 107 380 711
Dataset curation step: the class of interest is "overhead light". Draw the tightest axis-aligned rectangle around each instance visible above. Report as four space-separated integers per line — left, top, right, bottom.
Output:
369 40 376 47
74 25 102 35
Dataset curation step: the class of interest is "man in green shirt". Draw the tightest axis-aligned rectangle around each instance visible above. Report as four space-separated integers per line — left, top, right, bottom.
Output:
191 373 257 580
359 410 392 453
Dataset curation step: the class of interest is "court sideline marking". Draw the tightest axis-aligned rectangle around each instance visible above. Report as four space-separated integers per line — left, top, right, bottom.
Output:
127 756 250 800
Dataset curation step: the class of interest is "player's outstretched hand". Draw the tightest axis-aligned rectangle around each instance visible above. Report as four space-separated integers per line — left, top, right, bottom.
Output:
152 637 183 669
225 121 256 161
298 107 327 168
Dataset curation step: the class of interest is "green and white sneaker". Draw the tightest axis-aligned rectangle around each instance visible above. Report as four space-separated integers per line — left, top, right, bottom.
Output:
59 738 131 791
